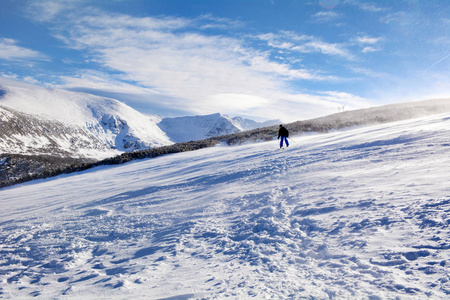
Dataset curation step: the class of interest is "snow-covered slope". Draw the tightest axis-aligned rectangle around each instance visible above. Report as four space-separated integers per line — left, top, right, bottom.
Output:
1 112 450 299
158 113 279 143
0 78 279 158
0 105 117 158
157 113 242 143
0 78 172 159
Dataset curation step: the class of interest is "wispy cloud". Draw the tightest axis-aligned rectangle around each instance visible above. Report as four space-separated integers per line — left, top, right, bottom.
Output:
197 14 245 30
248 55 322 80
354 35 383 53
348 66 386 78
361 47 378 53
47 12 285 115
0 38 47 61
25 0 87 22
380 12 409 25
59 70 159 95
258 31 353 59
355 36 383 45
344 0 386 12
311 11 340 23
21 3 372 121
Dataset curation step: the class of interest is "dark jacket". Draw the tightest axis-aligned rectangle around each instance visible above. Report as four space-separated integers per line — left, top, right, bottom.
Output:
278 126 289 138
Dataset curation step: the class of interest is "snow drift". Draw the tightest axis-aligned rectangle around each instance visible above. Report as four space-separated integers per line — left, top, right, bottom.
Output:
1 112 450 299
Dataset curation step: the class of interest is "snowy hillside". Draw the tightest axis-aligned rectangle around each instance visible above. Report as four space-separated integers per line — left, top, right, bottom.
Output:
0 106 120 159
1 112 450 299
0 78 172 159
157 113 241 143
0 78 279 158
158 113 279 143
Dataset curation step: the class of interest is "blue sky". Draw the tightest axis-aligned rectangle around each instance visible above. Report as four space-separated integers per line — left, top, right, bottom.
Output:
1 0 449 122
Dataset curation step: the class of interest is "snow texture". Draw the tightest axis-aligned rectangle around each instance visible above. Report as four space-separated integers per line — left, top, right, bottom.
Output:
158 113 279 143
0 78 277 159
1 113 450 299
0 78 172 159
158 113 242 143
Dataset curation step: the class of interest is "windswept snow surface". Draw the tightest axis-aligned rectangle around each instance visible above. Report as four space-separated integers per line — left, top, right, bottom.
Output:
1 113 450 299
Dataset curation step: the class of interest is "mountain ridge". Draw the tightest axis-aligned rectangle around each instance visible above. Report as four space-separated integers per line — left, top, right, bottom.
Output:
0 78 278 158
0 78 173 158
2 97 450 188
1 111 449 298
157 113 280 143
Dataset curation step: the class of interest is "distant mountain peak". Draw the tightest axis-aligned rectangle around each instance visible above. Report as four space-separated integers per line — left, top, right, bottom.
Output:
157 113 279 143
0 78 279 159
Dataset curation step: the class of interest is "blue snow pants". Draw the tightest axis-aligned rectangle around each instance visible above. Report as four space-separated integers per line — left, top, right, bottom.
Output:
280 136 289 148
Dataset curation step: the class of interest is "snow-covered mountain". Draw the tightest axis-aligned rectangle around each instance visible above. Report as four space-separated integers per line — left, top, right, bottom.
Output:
157 113 241 143
0 78 278 158
157 113 279 143
1 112 449 298
231 115 280 131
0 78 173 159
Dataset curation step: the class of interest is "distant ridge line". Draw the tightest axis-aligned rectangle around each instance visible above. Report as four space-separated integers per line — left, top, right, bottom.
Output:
1 98 449 188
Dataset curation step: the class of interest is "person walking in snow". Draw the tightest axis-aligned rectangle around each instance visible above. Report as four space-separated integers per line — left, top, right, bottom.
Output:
278 124 289 148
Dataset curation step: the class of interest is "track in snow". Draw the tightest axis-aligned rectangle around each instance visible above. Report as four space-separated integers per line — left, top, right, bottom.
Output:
1 113 450 299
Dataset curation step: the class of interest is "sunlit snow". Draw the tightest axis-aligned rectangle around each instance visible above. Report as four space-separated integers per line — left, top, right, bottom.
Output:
1 113 450 299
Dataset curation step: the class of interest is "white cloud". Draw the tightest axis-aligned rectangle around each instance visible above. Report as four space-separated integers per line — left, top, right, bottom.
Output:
344 0 386 12
204 93 271 115
258 31 353 59
197 14 245 30
316 90 370 107
299 40 352 58
356 36 383 45
0 72 19 80
22 76 41 85
349 66 386 78
362 46 378 53
59 70 159 95
25 0 87 22
354 35 383 53
239 90 374 122
0 38 46 61
47 13 290 115
248 55 323 80
380 12 408 25
311 11 340 23
25 5 371 121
